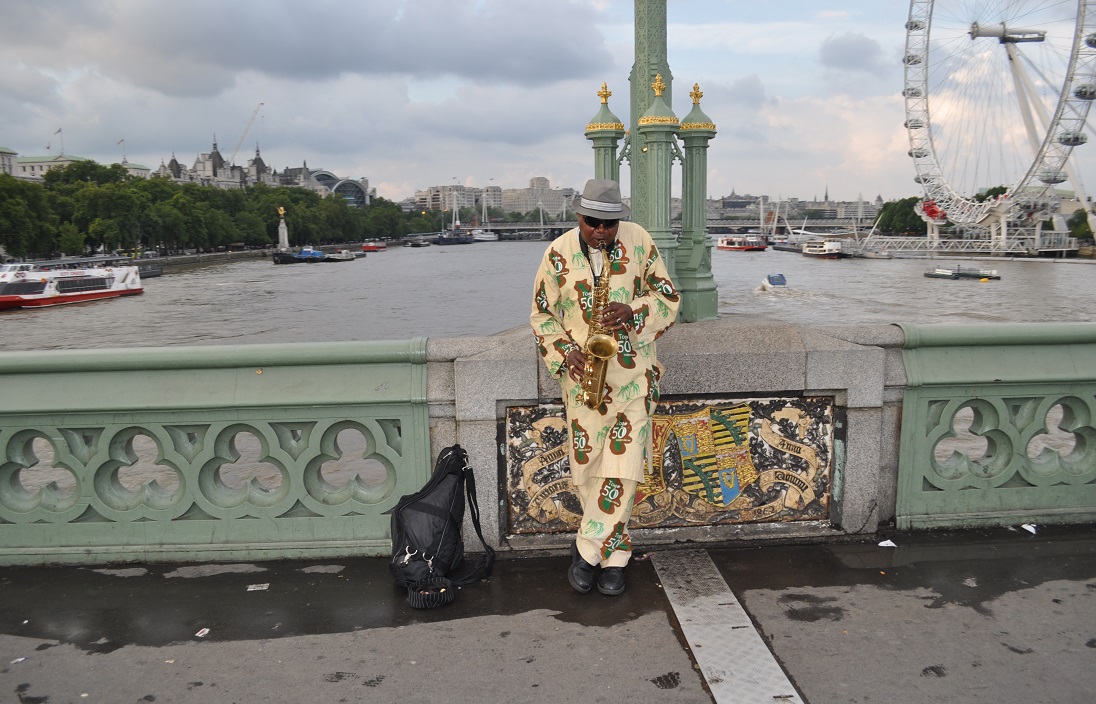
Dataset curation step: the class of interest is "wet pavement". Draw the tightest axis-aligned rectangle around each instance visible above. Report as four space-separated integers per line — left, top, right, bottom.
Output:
0 525 1093 703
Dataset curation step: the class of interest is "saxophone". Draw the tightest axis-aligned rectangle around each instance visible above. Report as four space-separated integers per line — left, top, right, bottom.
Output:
580 247 617 409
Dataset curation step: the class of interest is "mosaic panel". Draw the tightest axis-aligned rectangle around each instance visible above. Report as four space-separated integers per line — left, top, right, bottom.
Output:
504 396 834 534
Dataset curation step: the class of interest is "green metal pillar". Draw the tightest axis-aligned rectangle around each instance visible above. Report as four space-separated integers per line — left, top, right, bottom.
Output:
585 0 718 313
636 74 680 275
584 83 626 182
676 84 718 321
629 0 672 232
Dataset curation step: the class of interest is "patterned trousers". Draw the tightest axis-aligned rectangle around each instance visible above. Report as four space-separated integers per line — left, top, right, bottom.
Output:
574 477 639 568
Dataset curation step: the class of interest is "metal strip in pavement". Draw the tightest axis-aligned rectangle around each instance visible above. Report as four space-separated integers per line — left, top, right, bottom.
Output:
651 549 804 704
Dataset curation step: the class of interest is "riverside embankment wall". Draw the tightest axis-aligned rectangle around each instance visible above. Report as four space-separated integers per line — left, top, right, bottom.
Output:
0 318 1093 565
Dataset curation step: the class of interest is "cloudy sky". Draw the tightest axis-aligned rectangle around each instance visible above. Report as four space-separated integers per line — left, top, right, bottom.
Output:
1 0 1090 204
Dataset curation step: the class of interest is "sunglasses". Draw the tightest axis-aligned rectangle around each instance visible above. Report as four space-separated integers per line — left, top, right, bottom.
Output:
583 216 620 230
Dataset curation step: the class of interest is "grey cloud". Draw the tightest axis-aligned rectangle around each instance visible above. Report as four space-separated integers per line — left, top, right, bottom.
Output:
0 63 62 109
403 82 592 148
0 1 107 44
818 32 889 77
6 0 612 99
725 74 768 109
681 75 769 124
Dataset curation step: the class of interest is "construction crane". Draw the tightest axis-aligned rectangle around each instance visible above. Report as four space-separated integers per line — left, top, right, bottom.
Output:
229 102 264 166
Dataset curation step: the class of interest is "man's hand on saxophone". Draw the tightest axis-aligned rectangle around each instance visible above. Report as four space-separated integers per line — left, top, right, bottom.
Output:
565 348 587 383
599 302 634 331
564 302 633 382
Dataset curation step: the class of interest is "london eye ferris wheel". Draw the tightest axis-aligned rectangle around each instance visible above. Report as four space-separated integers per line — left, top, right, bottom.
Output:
903 0 1096 244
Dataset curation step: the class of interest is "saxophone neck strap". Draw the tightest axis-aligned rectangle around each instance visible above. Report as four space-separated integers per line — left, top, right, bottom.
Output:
578 231 615 283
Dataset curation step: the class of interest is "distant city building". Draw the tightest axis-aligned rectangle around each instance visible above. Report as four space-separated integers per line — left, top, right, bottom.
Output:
481 185 503 210
499 177 576 217
710 191 882 222
156 141 374 207
7 151 148 181
416 184 475 212
0 146 16 176
720 190 754 210
414 184 503 216
12 153 91 181
120 159 151 179
155 139 265 190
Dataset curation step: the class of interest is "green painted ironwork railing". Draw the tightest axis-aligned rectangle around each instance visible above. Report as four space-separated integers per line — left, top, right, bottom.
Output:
0 339 429 565
897 323 1096 530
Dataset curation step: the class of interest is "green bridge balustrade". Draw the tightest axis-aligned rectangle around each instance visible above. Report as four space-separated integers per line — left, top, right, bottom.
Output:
0 340 429 565
897 323 1096 530
0 321 1093 567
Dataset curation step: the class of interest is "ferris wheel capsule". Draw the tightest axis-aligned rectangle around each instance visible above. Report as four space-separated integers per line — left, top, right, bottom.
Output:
1058 130 1089 146
1075 84 1096 99
1037 170 1068 185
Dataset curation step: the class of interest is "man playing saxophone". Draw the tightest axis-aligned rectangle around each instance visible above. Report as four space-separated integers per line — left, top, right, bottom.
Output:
530 179 680 596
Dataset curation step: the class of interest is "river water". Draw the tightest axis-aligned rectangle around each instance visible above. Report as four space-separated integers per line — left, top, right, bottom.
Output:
2 241 1094 351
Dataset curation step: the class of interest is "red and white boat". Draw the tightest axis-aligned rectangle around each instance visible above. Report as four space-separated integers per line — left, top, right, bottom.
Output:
360 241 388 253
716 235 768 251
0 258 143 310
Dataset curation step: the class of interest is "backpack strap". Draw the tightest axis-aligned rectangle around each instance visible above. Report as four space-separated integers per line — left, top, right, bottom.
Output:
448 464 496 586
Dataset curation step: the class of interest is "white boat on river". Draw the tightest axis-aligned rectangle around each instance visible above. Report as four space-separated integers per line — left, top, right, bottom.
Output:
801 240 846 259
0 257 143 310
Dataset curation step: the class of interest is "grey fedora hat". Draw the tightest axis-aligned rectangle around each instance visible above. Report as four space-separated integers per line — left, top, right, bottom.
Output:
572 179 631 219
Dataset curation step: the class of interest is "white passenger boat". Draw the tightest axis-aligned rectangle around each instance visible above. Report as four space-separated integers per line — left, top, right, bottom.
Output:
471 229 498 242
801 240 846 259
0 257 143 310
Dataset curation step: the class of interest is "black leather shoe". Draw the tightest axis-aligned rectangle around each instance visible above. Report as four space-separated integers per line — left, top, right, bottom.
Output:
597 566 626 595
568 543 596 594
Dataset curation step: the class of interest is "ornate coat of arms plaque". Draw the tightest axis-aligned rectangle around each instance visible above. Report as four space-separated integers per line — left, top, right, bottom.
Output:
504 397 834 534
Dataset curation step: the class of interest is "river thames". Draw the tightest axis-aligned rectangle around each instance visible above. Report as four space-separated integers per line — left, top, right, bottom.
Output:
2 240 1095 351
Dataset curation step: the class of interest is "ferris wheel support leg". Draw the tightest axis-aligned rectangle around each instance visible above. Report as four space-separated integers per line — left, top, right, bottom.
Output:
1006 44 1048 158
1009 40 1095 242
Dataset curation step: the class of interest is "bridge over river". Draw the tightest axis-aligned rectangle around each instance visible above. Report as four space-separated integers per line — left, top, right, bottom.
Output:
406 218 863 240
405 218 1080 256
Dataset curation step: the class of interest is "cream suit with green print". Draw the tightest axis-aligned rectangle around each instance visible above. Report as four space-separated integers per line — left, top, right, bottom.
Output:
530 222 679 567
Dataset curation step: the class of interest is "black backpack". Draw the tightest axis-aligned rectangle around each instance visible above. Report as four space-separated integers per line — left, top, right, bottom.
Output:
386 444 495 608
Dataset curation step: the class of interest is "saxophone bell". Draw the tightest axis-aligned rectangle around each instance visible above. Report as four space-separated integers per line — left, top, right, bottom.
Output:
585 333 617 361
